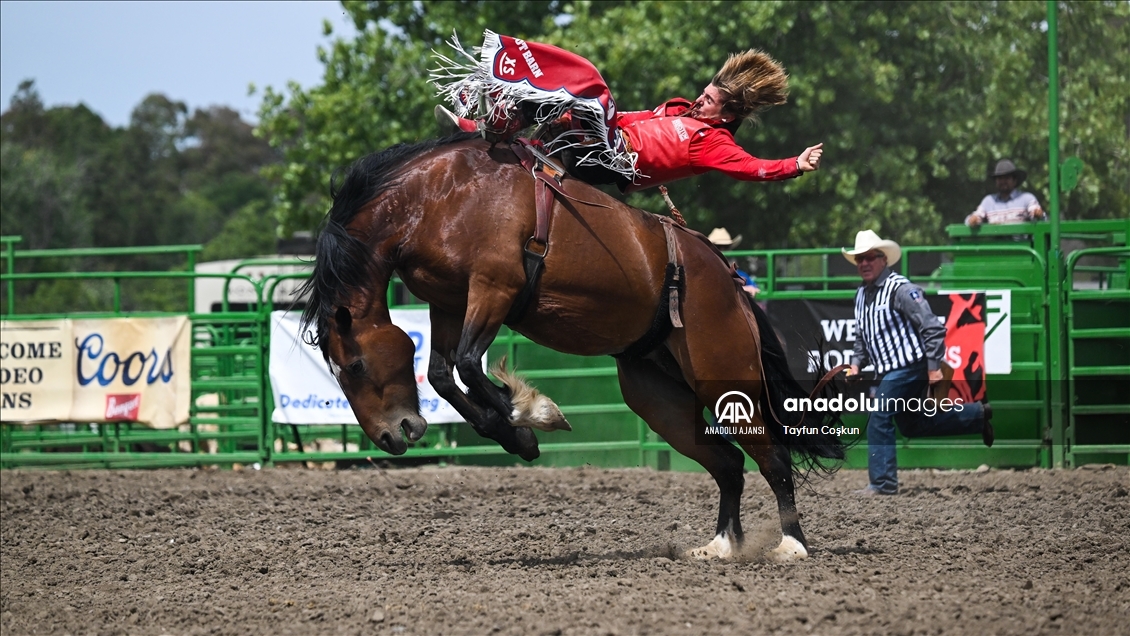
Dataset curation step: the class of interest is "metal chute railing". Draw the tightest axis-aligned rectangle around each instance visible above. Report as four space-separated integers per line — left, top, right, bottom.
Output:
1064 246 1130 466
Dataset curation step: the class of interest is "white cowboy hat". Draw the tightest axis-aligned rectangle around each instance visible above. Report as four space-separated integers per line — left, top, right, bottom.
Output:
842 229 901 265
707 227 742 249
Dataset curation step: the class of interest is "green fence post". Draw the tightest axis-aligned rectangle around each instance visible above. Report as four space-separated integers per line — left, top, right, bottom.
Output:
186 248 197 314
766 253 776 293
1046 0 1068 468
3 236 19 316
259 310 272 466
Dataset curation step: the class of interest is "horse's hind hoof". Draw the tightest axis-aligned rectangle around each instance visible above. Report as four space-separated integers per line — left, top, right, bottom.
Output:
768 535 808 562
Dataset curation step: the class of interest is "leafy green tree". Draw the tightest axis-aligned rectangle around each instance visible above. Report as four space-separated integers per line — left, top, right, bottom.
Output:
0 142 91 250
1 80 115 164
2 82 282 313
258 0 1128 249
201 200 279 262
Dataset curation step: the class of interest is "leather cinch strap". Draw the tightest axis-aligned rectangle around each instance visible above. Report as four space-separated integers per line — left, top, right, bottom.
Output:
505 140 561 325
661 219 684 329
505 139 674 330
613 219 685 360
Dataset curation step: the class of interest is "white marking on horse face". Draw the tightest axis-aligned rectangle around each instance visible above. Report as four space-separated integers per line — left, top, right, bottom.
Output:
768 535 808 563
686 533 734 560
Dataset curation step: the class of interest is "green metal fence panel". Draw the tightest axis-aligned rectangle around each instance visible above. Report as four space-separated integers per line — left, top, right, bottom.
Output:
1 238 270 469
451 326 649 469
5 219 1128 470
1066 246 1130 467
188 312 270 466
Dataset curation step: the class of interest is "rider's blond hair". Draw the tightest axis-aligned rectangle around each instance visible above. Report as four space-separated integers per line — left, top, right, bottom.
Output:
711 49 790 122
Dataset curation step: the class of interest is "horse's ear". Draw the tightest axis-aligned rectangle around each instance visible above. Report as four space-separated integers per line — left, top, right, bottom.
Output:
334 306 352 333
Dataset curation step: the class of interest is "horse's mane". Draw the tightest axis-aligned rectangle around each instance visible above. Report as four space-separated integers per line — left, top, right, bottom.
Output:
298 132 479 351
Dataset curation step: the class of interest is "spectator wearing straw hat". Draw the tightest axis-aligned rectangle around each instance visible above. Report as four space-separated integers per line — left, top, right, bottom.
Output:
965 159 1046 226
708 228 760 297
844 230 994 496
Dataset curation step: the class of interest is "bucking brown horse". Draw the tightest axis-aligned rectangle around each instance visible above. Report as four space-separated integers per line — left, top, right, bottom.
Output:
299 133 843 561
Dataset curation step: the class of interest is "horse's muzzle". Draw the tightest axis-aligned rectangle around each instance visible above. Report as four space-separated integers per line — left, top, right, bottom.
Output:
369 412 427 456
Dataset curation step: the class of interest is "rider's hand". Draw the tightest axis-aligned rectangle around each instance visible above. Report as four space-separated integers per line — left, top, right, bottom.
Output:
797 143 823 172
928 369 944 385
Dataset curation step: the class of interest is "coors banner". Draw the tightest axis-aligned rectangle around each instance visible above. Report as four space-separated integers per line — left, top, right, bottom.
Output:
0 317 191 429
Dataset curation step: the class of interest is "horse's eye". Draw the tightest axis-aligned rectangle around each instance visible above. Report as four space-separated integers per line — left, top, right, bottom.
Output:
346 360 365 377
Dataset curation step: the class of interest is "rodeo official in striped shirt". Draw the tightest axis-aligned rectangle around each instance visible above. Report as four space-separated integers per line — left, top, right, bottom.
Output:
844 230 995 496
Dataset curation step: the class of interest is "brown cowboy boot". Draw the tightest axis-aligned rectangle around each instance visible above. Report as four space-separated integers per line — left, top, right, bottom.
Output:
480 103 526 143
434 105 478 136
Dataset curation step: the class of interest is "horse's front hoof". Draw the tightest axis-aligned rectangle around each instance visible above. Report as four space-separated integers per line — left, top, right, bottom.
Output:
685 534 735 560
768 535 808 562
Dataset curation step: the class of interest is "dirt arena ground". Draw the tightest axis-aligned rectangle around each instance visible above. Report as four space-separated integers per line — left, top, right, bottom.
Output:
2 463 1127 635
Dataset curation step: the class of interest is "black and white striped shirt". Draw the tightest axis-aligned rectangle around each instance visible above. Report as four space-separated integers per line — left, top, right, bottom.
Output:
852 269 944 374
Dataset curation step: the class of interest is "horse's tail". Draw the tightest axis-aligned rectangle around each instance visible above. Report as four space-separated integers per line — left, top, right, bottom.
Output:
747 295 846 477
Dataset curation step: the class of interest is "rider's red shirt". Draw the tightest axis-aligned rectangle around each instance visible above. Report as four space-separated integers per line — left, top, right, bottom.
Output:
615 98 801 192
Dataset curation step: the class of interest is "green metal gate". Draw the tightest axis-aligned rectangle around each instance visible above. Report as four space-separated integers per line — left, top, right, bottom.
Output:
1065 245 1130 466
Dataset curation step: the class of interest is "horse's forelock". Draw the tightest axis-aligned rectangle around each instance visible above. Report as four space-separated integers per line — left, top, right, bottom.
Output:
298 221 369 353
329 165 347 202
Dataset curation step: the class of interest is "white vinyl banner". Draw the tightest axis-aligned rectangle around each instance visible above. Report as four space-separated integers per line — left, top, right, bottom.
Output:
1 317 191 428
269 310 468 425
69 317 192 429
1 320 74 421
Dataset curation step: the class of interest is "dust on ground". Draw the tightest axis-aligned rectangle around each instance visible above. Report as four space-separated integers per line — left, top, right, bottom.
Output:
2 464 1127 635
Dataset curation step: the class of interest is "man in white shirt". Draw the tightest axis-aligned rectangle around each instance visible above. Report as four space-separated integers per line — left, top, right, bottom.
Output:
965 159 1045 226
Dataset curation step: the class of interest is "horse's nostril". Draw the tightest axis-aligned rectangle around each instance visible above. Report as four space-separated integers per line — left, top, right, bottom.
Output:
400 418 415 441
379 431 394 449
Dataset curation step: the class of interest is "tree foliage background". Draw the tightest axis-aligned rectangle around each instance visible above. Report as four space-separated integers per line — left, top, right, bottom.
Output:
258 0 1128 247
2 0 1126 290
1 81 278 311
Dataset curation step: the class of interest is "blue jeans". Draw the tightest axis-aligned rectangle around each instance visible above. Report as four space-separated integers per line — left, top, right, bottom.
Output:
866 359 985 493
